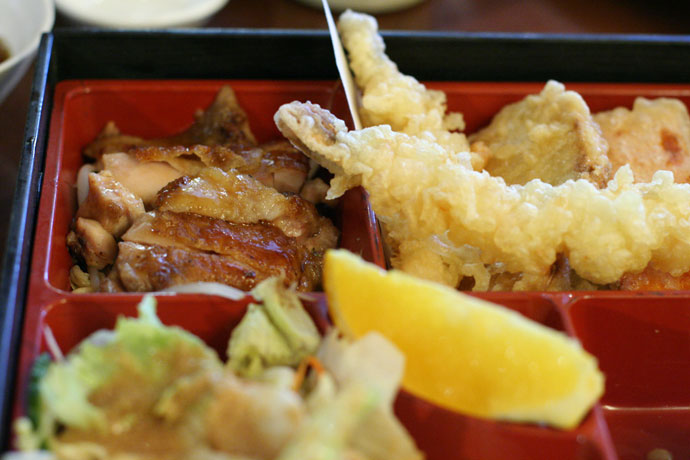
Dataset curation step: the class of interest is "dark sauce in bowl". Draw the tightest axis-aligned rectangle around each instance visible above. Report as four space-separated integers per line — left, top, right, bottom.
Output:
0 39 10 64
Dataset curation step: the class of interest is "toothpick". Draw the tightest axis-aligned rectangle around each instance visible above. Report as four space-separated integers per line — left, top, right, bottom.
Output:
322 0 363 130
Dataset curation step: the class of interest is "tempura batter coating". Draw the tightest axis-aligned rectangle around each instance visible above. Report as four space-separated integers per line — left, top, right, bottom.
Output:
594 97 690 183
469 81 611 187
338 11 476 168
275 101 690 287
338 10 489 284
618 265 690 291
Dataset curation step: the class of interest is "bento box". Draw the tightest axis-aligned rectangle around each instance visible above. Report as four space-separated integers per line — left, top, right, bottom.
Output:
3 28 690 460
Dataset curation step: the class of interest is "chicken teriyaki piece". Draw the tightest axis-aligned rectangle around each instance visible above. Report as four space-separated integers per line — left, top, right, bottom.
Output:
68 86 339 293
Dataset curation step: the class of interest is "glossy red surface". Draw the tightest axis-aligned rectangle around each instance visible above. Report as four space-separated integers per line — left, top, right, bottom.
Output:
13 80 690 459
569 297 690 408
395 393 613 460
603 408 690 460
570 296 690 460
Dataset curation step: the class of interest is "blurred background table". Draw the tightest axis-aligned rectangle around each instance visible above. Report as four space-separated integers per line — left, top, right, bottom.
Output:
1 0 689 262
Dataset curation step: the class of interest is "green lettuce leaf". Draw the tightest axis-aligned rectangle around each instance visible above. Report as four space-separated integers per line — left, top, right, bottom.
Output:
39 295 221 433
226 303 294 377
253 277 320 355
227 278 320 377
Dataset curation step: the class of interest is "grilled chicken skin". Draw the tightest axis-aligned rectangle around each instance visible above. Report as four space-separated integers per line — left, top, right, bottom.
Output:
83 86 257 160
121 211 325 290
116 242 265 292
130 140 311 194
116 238 328 293
155 167 332 240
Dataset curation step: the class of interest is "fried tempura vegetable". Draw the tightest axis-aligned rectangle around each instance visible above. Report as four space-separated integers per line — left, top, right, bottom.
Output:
594 97 690 183
275 100 690 288
619 265 690 291
469 81 611 187
338 10 477 168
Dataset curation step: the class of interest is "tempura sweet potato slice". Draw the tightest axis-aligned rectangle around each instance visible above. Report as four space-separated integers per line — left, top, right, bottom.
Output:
469 81 611 187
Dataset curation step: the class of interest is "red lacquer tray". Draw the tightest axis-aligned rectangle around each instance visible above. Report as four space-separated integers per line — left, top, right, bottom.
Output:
11 79 690 460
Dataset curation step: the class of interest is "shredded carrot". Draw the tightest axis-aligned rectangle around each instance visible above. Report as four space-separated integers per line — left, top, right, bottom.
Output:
292 355 325 391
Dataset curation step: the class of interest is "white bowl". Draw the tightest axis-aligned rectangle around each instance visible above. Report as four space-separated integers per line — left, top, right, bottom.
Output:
295 0 424 13
0 0 54 105
56 0 230 29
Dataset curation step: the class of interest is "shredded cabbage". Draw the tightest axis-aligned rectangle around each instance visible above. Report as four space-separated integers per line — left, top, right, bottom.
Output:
227 278 320 376
17 284 422 460
37 295 221 441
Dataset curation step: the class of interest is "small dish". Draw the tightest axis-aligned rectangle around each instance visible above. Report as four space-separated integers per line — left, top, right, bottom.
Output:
295 0 424 14
0 0 54 104
55 0 229 28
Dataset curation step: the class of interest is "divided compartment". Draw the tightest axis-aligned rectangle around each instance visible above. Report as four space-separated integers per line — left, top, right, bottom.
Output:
392 81 690 296
568 296 690 459
13 293 616 460
12 292 330 428
30 294 255 363
29 79 384 299
437 81 690 455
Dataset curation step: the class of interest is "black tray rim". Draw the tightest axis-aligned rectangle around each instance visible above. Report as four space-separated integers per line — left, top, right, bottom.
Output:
0 32 53 450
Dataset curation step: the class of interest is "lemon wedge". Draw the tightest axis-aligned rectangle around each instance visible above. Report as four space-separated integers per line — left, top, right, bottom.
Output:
323 249 604 429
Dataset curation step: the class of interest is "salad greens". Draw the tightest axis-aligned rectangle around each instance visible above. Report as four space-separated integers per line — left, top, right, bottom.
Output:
228 277 320 377
10 278 422 460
